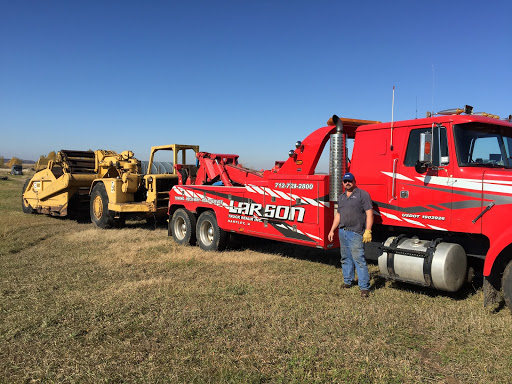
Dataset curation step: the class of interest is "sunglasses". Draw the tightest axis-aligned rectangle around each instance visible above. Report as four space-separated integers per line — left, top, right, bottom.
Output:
343 180 353 184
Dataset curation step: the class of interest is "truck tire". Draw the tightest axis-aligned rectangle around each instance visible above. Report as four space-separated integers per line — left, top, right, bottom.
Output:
170 208 196 246
502 260 512 313
196 211 226 251
90 183 116 229
21 179 34 214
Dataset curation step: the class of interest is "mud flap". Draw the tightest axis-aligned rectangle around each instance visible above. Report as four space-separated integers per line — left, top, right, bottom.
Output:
483 276 503 307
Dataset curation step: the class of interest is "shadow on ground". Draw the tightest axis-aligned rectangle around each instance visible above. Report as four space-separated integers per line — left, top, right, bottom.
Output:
229 234 488 303
229 234 341 267
64 214 491 306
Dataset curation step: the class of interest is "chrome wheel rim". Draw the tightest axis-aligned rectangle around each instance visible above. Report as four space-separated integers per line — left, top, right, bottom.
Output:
174 216 187 240
199 220 214 246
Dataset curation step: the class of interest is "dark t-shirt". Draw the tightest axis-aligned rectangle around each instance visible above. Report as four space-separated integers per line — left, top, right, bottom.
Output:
337 187 373 235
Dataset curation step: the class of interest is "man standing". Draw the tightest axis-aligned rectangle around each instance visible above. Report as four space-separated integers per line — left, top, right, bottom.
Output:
328 172 373 298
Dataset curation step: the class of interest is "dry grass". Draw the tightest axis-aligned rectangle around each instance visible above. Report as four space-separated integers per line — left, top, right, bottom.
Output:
1 172 512 383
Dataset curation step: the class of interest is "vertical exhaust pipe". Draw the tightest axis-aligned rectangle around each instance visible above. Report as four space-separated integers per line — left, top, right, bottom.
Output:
329 115 346 202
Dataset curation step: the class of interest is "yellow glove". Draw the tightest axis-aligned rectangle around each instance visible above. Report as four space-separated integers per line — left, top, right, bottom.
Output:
362 229 372 243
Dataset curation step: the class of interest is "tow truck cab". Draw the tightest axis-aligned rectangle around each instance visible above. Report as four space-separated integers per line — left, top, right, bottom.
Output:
352 111 512 299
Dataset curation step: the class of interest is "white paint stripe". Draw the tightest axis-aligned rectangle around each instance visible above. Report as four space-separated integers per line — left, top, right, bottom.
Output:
415 176 458 188
251 185 266 195
373 210 381 216
245 185 256 193
413 175 512 195
403 218 426 227
486 180 512 185
290 193 301 201
483 183 512 195
274 190 292 200
262 187 280 198
427 224 448 231
381 211 402 221
442 176 512 185
288 194 318 206
381 171 414 181
306 233 322 241
301 197 319 206
288 193 318 206
416 175 460 185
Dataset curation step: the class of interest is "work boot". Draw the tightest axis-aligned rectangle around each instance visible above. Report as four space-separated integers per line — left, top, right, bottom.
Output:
341 283 353 289
360 289 369 298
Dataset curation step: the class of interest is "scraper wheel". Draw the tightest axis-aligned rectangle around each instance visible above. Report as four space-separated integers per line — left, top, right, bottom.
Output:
90 183 115 228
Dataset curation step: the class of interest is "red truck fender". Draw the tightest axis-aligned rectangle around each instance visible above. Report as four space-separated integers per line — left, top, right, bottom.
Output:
484 229 512 276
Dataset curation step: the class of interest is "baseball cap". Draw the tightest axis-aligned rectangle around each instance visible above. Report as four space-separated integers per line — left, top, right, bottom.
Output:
342 172 355 182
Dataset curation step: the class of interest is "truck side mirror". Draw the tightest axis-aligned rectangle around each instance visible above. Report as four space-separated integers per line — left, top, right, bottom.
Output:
419 125 442 170
419 131 433 163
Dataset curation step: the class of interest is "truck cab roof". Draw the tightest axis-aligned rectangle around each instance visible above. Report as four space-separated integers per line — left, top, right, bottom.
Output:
356 114 512 132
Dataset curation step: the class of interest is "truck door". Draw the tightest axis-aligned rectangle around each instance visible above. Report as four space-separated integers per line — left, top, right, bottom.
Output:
394 125 452 230
457 128 512 234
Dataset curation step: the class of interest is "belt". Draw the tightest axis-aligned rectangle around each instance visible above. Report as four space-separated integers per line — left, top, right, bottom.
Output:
340 227 358 233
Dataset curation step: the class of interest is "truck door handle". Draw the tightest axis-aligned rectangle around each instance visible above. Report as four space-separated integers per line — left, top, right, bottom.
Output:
392 158 398 200
472 202 495 224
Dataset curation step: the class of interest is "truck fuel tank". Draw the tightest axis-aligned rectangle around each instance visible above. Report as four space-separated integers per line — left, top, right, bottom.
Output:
378 236 467 292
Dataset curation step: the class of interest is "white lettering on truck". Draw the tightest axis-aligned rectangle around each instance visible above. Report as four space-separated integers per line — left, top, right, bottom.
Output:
229 201 305 222
402 213 445 221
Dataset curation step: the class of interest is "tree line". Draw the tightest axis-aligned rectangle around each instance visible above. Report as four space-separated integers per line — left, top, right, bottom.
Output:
0 156 22 168
0 151 58 169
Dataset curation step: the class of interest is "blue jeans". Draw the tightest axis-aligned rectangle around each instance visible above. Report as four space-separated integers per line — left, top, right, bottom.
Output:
339 229 370 290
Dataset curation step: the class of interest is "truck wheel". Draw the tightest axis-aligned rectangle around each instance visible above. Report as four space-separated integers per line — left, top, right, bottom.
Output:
170 209 196 245
196 211 226 251
90 183 115 229
502 260 512 313
21 179 34 214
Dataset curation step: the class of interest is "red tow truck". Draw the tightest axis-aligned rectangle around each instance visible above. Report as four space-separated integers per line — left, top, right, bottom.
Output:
167 107 512 311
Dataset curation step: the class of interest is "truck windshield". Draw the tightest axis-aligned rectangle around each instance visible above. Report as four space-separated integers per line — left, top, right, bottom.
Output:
454 123 512 168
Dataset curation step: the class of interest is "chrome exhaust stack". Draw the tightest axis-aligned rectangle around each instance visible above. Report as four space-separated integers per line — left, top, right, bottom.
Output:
329 115 346 202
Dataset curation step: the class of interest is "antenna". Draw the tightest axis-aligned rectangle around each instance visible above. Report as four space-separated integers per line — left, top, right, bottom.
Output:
431 64 435 114
390 86 395 151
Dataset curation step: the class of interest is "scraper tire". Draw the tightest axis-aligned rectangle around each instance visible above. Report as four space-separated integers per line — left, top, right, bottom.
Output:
21 179 34 214
90 183 115 228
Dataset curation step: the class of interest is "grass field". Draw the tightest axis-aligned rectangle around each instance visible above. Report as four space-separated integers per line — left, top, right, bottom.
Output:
1 172 512 383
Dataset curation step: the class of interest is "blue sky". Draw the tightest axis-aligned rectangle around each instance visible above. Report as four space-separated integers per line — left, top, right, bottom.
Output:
1 0 511 169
